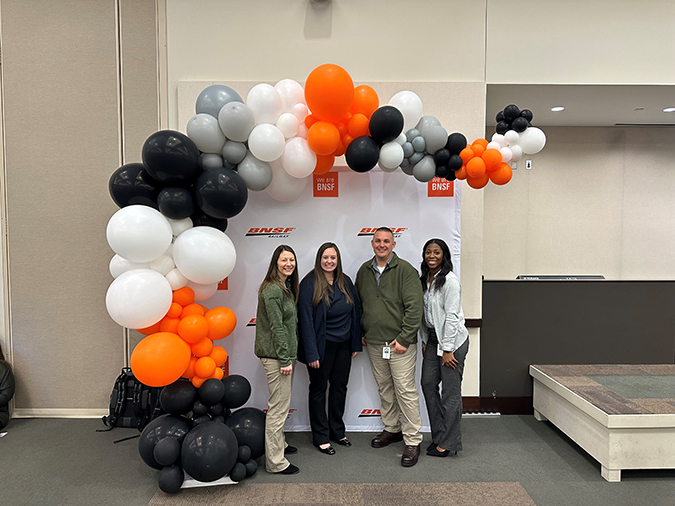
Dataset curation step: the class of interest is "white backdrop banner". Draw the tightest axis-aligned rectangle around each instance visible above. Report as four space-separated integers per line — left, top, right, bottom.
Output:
208 168 461 431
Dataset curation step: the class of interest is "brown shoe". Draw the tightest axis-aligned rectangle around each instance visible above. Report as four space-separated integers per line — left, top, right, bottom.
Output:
401 444 420 467
371 430 404 448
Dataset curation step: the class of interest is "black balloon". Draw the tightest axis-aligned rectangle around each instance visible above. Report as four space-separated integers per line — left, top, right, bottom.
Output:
345 136 379 173
154 437 181 467
225 408 266 460
193 414 211 425
209 403 224 417
447 155 463 172
192 400 208 417
138 414 192 470
495 111 505 123
229 462 246 483
181 421 238 482
237 445 251 463
503 104 520 121
445 133 467 155
511 117 529 133
212 415 225 424
160 380 197 415
495 121 510 135
194 168 248 219
520 109 534 122
244 459 258 477
445 171 457 182
108 163 160 209
369 106 404 144
433 148 450 166
435 165 449 178
200 378 226 405
221 375 252 409
142 130 201 186
157 187 195 220
190 210 228 232
158 464 184 494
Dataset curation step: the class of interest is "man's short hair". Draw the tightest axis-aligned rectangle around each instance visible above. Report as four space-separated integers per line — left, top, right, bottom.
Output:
374 227 394 237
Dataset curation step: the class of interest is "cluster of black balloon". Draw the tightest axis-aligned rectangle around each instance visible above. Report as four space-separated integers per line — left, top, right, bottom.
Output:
344 106 404 173
495 104 534 135
108 130 250 232
139 375 264 494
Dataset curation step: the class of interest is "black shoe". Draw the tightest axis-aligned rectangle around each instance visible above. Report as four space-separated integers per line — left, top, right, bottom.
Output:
426 441 437 452
335 437 352 447
284 445 298 455
317 444 336 455
426 446 449 457
277 464 299 474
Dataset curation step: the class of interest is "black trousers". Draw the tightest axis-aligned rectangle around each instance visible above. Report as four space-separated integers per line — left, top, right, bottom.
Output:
307 339 352 446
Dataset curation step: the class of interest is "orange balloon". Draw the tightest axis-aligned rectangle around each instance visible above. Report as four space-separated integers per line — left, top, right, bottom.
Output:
314 155 335 175
350 85 379 117
466 157 487 178
455 165 468 180
307 121 341 156
472 138 489 149
205 307 237 340
348 113 370 138
471 144 485 157
166 302 182 319
181 303 205 318
137 321 161 336
459 147 474 165
177 314 209 344
194 356 216 378
191 337 213 357
211 368 224 380
173 287 195 307
304 114 318 128
304 64 354 121
130 332 191 387
332 139 346 157
489 163 513 185
482 149 503 172
191 375 207 388
209 346 228 367
336 121 348 138
342 133 354 149
182 355 198 379
466 172 490 189
159 317 180 334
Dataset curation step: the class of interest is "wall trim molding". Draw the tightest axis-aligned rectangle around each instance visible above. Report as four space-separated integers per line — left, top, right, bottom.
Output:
12 408 108 419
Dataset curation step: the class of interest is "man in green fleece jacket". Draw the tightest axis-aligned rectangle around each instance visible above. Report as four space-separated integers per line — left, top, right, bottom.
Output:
355 227 424 467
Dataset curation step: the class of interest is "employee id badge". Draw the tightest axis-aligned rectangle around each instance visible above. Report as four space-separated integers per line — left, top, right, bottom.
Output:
382 346 391 360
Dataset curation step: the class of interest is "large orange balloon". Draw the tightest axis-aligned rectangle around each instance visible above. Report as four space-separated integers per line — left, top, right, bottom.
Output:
350 85 379 117
177 314 209 344
466 172 490 189
130 332 191 387
466 157 487 178
305 64 354 122
314 155 335 175
348 113 370 138
482 149 503 172
173 287 195 307
209 346 228 367
307 121 340 156
205 307 237 340
489 163 513 185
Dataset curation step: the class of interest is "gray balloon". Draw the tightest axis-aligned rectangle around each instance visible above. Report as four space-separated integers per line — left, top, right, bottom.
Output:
218 102 255 142
405 129 420 142
409 151 424 165
423 125 448 154
200 153 223 170
400 158 411 169
413 155 436 182
402 142 414 158
238 153 273 191
222 141 248 165
196 85 243 118
401 162 415 176
415 116 441 136
412 136 426 153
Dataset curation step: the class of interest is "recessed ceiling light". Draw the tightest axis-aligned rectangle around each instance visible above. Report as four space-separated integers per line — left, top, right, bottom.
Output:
634 107 644 111
664 107 675 113
551 106 565 112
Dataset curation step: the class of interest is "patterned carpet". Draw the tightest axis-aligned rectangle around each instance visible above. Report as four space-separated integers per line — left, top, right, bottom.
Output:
149 482 536 506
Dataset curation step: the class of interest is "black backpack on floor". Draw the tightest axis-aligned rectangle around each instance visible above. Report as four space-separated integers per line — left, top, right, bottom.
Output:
100 367 163 431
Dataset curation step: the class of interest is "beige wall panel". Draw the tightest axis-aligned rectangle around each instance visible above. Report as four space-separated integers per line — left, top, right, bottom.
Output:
2 0 123 409
486 0 675 85
120 0 160 162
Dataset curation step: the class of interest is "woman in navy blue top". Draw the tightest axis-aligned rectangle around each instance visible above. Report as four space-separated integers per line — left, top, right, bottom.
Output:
298 242 361 455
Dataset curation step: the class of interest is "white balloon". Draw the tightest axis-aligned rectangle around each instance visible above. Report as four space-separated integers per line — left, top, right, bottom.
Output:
378 161 399 173
274 79 306 112
105 269 172 329
186 113 226 153
109 255 149 279
106 206 172 263
394 133 407 146
504 130 520 145
379 142 404 170
248 124 286 162
150 255 175 276
491 133 507 147
276 113 299 139
186 280 219 302
510 144 523 162
296 122 309 139
246 83 283 125
167 217 193 237
281 137 316 178
165 268 188 290
163 243 173 258
266 159 309 202
486 141 501 151
500 146 513 163
292 103 308 122
388 91 424 133
173 227 237 285
519 127 547 154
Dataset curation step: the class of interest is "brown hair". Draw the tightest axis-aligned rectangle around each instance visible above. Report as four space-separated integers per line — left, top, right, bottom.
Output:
258 244 299 302
307 242 354 307
0 344 8 365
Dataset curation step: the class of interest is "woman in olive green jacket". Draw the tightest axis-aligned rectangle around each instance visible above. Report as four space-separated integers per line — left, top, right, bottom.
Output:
255 244 300 475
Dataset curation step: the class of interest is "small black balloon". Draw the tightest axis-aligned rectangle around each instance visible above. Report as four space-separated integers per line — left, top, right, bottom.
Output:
495 121 510 135
448 155 463 172
496 111 505 123
369 106 404 144
160 381 198 416
194 168 248 220
138 415 192 470
433 148 450 166
221 375 252 409
229 462 247 483
142 130 201 186
157 187 194 220
154 437 181 467
511 117 529 133
108 163 160 209
181 421 238 482
345 136 380 173
237 445 251 463
192 400 208 417
435 165 449 178
158 464 184 494
445 171 457 182
200 378 225 405
193 414 212 425
244 458 258 477
209 403 224 417
225 408 266 460
191 211 228 232
520 109 534 122
445 133 467 155
211 415 225 424
503 104 521 121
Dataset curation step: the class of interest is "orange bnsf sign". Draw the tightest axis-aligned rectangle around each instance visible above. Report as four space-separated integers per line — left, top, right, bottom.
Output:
245 227 295 238
357 228 407 238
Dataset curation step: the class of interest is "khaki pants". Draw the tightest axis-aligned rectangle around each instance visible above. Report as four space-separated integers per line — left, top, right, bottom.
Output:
366 343 423 446
260 358 294 473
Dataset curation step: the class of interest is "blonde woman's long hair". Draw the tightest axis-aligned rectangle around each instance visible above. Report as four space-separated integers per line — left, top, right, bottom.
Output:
307 242 354 307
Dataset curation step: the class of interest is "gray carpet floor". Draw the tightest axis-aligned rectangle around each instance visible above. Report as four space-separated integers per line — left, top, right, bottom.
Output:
1 415 675 505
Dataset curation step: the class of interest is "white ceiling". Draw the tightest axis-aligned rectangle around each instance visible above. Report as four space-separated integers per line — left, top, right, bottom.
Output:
486 84 675 127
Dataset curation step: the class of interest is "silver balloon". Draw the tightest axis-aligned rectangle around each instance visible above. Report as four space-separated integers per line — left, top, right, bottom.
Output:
412 155 436 182
409 151 424 165
402 142 414 158
218 102 255 142
196 85 243 118
186 114 225 154
405 129 420 142
423 125 448 154
401 161 414 176
238 153 273 191
412 136 426 153
200 153 223 170
415 116 441 136
222 141 248 165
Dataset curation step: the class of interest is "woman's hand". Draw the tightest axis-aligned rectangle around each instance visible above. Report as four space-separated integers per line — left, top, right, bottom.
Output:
309 360 320 369
442 351 458 369
351 352 359 359
280 364 293 375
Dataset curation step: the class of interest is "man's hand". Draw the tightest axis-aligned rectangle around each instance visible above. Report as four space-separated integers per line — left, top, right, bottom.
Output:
390 339 407 354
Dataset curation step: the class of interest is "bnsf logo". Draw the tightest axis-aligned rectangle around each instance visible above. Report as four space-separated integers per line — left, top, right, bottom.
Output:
246 318 256 327
358 408 382 417
357 228 406 236
246 227 295 236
